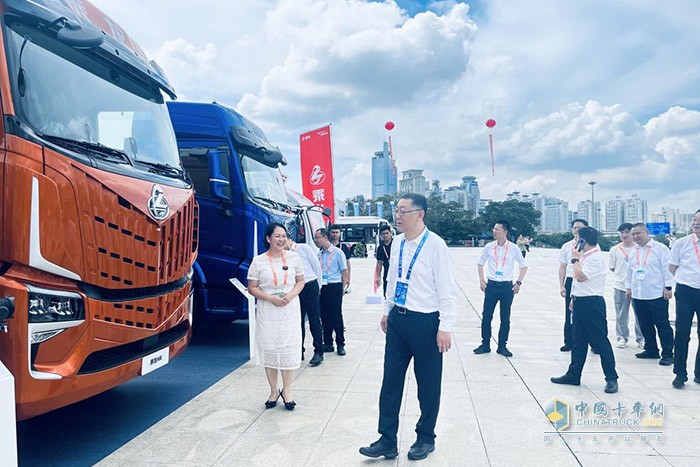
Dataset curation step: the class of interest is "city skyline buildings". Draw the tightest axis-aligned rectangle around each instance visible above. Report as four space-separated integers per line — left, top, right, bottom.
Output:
370 142 397 199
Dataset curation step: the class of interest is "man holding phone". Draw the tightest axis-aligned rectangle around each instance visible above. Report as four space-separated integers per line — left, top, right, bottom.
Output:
558 219 589 351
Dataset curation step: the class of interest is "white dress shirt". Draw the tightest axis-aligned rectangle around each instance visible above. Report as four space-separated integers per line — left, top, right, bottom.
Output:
291 242 322 287
625 239 674 300
559 240 576 278
384 227 457 332
609 243 634 291
669 234 700 289
572 247 606 297
478 240 527 282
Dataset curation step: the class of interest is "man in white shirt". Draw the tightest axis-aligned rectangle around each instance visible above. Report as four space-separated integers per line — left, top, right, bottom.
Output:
669 209 700 388
558 219 588 351
474 220 527 357
286 239 324 366
609 223 644 349
625 223 674 366
360 193 456 462
551 227 618 394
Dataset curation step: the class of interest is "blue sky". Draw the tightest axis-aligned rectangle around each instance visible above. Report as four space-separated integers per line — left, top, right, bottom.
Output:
93 0 700 213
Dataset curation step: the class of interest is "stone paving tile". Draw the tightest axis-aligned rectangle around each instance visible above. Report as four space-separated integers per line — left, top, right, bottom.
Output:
99 248 700 466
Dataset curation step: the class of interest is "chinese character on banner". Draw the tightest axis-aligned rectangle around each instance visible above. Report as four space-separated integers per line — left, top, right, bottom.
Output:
593 402 608 417
632 401 645 417
612 402 625 417
300 126 335 222
575 401 588 417
312 188 325 203
649 402 664 416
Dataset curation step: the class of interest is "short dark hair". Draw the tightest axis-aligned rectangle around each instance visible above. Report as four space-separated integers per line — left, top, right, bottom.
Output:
617 223 633 232
578 226 598 246
398 193 428 215
631 222 646 230
379 224 391 233
571 218 589 227
495 220 510 233
328 224 340 232
315 228 330 240
695 208 700 215
264 222 287 248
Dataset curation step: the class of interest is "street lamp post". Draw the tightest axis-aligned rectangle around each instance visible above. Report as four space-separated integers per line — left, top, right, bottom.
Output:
588 181 597 229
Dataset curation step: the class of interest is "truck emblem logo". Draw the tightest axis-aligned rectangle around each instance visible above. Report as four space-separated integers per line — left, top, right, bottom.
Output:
148 185 170 220
309 165 326 186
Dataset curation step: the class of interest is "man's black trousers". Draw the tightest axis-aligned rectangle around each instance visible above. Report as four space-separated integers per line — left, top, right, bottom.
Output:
566 296 618 381
481 280 514 348
673 284 700 378
378 306 442 448
299 280 323 355
632 297 674 358
320 282 345 347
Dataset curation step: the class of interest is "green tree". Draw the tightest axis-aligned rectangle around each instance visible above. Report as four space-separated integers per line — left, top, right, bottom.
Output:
480 200 541 240
424 196 479 245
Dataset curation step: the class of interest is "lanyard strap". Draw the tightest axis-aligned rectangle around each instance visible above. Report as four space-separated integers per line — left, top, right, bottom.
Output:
382 244 390 259
267 251 288 286
618 244 630 259
580 248 600 263
692 234 700 266
494 241 509 271
398 230 429 280
636 244 652 267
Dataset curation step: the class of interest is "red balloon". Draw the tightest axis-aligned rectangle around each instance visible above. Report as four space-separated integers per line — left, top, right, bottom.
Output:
485 119 496 128
384 121 395 131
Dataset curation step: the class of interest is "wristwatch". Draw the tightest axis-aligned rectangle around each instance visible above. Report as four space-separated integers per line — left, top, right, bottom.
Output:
515 280 523 286
570 258 579 264
665 286 672 291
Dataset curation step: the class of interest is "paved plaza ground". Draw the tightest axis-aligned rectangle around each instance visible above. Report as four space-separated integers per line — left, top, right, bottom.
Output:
97 247 700 467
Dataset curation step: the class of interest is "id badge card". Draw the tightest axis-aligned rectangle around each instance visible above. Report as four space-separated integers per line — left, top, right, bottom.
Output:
394 281 409 306
272 287 285 298
322 273 329 286
636 269 646 281
495 271 504 278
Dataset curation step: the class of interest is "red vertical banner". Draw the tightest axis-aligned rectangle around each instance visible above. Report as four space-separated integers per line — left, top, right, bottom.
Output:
300 125 335 223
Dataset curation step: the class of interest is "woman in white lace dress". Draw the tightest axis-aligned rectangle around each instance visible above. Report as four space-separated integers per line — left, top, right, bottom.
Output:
247 222 305 410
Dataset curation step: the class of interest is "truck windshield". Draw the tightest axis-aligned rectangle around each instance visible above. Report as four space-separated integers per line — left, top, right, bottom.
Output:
4 22 180 168
240 154 288 207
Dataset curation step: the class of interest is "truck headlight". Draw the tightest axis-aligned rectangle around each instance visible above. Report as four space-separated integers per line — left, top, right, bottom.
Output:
27 287 84 324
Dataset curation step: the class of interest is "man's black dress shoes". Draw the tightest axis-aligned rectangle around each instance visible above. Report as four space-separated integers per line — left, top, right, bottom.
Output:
635 351 660 359
473 345 490 354
550 375 581 386
407 441 435 460
497 347 513 357
359 440 398 459
322 344 335 353
337 346 346 356
672 375 687 389
560 345 572 352
604 380 618 394
309 352 323 366
659 356 673 366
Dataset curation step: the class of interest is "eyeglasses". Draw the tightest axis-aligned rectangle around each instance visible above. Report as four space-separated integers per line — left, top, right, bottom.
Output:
395 208 422 216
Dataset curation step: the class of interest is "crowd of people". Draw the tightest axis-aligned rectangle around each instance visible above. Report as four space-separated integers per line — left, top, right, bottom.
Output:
246 194 700 461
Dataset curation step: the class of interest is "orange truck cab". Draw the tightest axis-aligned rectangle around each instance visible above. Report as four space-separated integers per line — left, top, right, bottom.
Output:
0 0 197 419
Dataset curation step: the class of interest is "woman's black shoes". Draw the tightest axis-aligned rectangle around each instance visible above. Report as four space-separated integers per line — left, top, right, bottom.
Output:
281 391 296 411
264 390 281 409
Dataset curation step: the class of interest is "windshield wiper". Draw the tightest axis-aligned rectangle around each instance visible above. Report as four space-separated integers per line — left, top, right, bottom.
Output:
41 134 133 165
253 196 283 209
135 160 184 178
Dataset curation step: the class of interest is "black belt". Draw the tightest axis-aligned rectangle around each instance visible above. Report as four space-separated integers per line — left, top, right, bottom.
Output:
487 280 512 286
393 305 439 316
572 295 602 301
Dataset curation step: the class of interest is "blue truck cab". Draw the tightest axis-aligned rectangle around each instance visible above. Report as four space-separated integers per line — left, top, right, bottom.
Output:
167 101 298 327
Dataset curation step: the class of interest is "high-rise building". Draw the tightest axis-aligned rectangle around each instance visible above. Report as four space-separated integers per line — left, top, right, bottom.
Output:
624 194 648 223
544 200 570 233
371 142 397 199
661 207 681 232
460 176 480 213
605 196 625 231
577 200 601 228
399 169 429 195
443 186 466 206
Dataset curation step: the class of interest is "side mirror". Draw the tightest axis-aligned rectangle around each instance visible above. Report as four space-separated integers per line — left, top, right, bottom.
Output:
322 207 332 218
0 297 13 320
